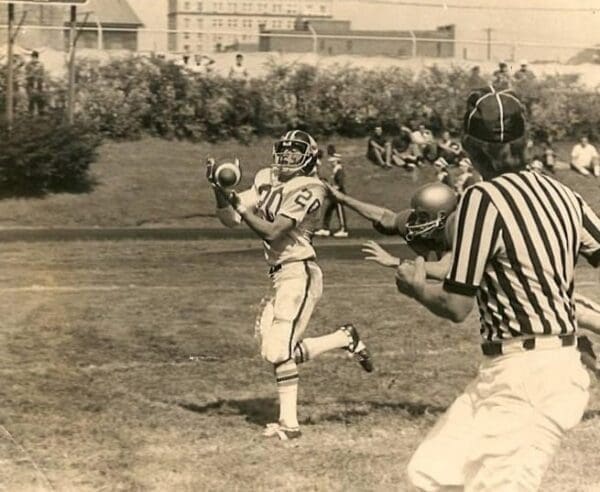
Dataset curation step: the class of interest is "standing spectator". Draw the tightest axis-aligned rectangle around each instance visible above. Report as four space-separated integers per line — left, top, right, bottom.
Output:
433 157 453 187
466 65 488 92
24 51 45 115
366 125 392 169
492 61 512 89
398 87 600 491
391 125 418 169
539 136 557 173
229 53 249 82
315 144 349 238
513 59 535 83
194 54 215 76
437 130 464 166
571 135 600 177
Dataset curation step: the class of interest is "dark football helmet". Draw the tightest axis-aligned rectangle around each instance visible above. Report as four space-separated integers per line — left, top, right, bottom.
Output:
405 182 458 241
272 130 319 179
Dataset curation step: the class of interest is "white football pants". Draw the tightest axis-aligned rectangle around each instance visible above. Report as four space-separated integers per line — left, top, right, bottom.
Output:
257 260 323 365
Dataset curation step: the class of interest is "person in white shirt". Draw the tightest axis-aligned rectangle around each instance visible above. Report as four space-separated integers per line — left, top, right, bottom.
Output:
229 53 249 82
571 135 600 177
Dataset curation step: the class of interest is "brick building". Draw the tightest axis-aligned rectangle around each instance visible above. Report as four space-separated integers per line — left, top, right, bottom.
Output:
260 18 455 58
167 0 333 54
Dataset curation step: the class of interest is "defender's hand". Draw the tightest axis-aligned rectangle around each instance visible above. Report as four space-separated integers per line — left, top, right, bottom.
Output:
362 240 400 268
395 256 426 299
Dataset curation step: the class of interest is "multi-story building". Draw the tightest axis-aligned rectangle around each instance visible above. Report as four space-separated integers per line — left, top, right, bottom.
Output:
167 0 333 54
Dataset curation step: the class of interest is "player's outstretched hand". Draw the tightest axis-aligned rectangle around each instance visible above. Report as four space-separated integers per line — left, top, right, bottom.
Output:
324 182 345 203
395 256 426 299
362 240 400 268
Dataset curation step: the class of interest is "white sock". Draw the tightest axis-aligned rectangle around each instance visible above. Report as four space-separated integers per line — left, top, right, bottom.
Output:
275 361 299 428
301 329 349 360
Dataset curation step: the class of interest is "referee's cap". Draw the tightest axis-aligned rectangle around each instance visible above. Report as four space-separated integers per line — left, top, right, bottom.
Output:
464 87 526 143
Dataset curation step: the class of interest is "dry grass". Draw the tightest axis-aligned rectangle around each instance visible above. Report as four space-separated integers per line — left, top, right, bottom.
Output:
0 138 597 231
0 239 598 491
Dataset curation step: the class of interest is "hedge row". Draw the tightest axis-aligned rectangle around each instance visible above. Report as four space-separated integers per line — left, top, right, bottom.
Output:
2 56 600 143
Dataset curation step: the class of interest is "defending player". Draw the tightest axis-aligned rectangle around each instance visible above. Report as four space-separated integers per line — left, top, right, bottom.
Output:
326 181 600 367
207 129 373 441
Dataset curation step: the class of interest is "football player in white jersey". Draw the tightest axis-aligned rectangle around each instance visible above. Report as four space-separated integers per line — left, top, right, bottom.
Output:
207 130 373 440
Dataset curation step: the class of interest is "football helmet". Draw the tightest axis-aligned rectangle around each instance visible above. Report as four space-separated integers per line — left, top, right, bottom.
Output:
405 182 458 241
272 130 319 179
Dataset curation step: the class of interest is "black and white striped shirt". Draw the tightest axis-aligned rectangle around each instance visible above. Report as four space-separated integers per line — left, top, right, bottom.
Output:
444 170 600 341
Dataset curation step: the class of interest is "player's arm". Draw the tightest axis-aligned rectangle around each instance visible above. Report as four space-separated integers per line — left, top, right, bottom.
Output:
325 184 397 231
575 193 600 268
396 187 499 323
234 202 295 241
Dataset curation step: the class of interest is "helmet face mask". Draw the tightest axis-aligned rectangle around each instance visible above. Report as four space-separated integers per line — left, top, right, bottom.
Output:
272 130 318 180
405 210 448 241
405 182 458 242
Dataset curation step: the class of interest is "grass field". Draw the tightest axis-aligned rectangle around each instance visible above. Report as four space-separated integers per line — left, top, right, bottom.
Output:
1 137 600 491
1 237 599 491
0 137 597 230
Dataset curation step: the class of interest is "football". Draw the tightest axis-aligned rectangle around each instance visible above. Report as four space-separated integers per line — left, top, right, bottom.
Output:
214 161 241 189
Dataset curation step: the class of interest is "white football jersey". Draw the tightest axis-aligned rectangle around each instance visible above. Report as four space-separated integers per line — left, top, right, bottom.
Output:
240 167 325 266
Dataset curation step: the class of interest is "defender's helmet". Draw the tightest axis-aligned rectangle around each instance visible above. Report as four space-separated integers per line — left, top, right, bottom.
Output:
272 130 319 178
405 182 458 241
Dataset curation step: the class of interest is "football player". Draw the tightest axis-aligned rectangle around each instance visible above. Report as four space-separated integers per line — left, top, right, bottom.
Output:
326 181 600 371
207 130 373 441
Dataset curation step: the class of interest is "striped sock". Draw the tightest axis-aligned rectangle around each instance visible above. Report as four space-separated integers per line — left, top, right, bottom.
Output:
275 361 299 428
293 341 310 364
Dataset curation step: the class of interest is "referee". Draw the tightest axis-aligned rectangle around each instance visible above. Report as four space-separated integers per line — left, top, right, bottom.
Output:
396 87 600 491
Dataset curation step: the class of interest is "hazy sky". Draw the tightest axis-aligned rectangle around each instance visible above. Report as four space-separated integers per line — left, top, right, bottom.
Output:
128 0 600 60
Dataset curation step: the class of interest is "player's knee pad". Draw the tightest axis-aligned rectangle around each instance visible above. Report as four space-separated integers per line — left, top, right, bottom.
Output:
260 319 293 364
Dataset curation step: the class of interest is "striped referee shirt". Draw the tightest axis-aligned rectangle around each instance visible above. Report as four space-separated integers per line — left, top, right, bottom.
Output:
444 170 600 341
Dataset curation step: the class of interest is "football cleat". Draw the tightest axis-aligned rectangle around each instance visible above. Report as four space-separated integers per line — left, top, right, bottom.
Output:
313 229 331 237
340 324 374 373
263 422 302 440
332 230 349 238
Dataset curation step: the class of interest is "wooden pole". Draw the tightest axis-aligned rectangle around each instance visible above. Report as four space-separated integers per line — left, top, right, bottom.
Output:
6 2 14 129
67 5 76 124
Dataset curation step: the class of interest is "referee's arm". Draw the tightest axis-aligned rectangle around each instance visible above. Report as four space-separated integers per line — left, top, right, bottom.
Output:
396 186 500 322
576 193 600 267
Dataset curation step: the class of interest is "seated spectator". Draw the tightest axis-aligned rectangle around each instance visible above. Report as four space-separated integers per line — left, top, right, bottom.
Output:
454 158 481 195
492 61 512 90
571 135 600 177
366 125 392 169
410 123 437 163
437 130 464 166
433 157 453 187
193 54 215 75
539 137 557 173
390 125 419 169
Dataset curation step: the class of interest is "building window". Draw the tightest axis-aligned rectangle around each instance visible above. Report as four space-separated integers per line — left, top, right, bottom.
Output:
184 1 190 9
228 2 236 11
287 20 294 29
228 18 238 28
197 33 203 39
272 20 281 28
212 18 223 27
184 44 190 51
197 1 202 11
273 4 282 13
346 40 352 51
184 32 190 39
320 4 327 13
197 44 203 51
184 18 190 28
197 18 203 28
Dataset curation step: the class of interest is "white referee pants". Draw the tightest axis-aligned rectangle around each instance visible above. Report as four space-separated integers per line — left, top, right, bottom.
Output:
407 345 590 491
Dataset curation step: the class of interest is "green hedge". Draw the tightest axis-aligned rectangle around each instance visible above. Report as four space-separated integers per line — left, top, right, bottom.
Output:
2 56 600 142
0 116 101 196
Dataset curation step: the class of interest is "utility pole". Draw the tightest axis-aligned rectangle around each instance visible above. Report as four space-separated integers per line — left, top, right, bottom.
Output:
6 2 15 129
67 5 77 124
485 27 492 61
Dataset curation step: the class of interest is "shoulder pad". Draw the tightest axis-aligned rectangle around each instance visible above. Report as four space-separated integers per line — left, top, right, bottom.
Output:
285 175 326 193
254 168 274 188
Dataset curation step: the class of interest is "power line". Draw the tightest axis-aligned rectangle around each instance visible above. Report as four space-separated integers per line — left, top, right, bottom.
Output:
349 0 600 12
